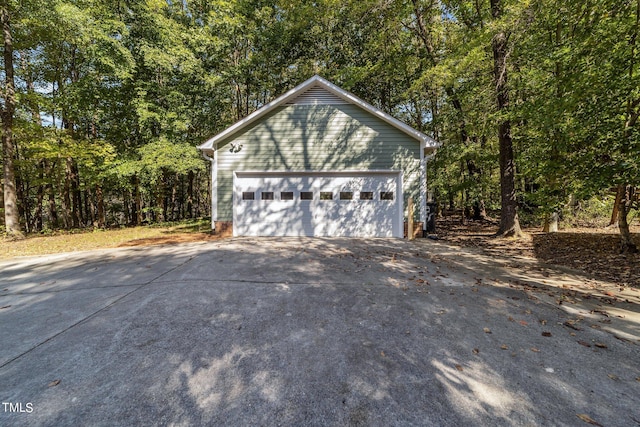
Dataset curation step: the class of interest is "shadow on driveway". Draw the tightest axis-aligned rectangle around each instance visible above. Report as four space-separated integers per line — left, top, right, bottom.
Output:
0 238 638 426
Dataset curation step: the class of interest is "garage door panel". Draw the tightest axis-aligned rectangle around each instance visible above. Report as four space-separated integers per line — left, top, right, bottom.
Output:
233 173 401 237
235 202 310 237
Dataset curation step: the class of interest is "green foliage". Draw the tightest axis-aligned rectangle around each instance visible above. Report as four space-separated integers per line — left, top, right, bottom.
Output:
3 0 638 232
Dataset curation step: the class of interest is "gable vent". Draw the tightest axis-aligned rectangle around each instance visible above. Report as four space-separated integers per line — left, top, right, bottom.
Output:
286 86 349 105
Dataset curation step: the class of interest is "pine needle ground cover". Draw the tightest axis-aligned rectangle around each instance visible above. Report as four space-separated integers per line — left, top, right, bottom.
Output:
438 219 640 288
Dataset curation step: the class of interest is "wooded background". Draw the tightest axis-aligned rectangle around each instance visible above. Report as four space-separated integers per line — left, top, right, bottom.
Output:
1 0 638 249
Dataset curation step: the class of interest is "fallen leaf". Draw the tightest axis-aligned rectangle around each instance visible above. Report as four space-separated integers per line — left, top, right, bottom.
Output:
604 291 615 297
472 348 480 354
380 351 385 357
508 316 515 322
48 379 61 387
576 414 603 426
500 344 508 350
540 319 547 325
455 364 464 371
519 320 528 326
483 327 492 334
577 341 591 347
594 342 607 349
530 347 540 352
542 332 552 337
0 305 11 310
563 321 582 331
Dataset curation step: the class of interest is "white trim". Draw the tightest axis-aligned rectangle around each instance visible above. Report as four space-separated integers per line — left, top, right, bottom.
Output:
232 171 237 235
202 150 217 229
397 171 404 238
198 75 441 151
232 169 404 238
419 141 427 231
212 151 218 224
234 169 403 178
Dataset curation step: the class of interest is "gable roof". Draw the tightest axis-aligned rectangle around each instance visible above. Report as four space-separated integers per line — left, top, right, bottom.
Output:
197 75 440 152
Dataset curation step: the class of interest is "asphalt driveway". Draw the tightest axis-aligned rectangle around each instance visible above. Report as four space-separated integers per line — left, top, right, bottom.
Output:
0 238 638 426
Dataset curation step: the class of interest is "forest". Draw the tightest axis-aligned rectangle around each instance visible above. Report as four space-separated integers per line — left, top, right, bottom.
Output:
1 0 638 251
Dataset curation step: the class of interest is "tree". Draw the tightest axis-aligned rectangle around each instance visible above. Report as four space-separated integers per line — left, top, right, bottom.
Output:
1 1 22 237
490 0 522 237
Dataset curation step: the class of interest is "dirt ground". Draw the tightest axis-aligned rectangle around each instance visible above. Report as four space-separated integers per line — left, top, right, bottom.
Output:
116 232 226 247
435 217 640 289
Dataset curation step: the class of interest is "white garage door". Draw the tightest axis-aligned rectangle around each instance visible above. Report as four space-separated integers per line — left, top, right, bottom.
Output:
233 171 403 237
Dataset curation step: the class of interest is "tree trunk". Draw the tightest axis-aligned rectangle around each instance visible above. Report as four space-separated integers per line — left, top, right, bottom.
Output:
156 178 165 223
61 157 72 228
473 199 487 221
96 184 105 228
448 188 455 211
567 193 579 214
187 170 194 219
46 160 58 229
542 212 559 233
15 162 28 232
1 6 22 237
133 175 142 225
21 53 45 232
609 185 623 227
123 189 130 226
32 164 44 233
491 0 522 238
170 173 178 221
71 160 81 227
0 172 4 227
618 185 637 253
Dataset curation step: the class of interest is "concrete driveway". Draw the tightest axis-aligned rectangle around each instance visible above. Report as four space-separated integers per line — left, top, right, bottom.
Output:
0 238 638 426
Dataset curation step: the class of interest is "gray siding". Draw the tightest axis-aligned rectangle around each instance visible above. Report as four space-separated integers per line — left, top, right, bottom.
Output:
215 104 421 221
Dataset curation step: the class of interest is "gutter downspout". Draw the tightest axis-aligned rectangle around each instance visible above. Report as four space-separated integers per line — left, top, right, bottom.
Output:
201 149 217 231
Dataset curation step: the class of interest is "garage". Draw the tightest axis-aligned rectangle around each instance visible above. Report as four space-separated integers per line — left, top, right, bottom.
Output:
197 75 440 237
233 171 403 237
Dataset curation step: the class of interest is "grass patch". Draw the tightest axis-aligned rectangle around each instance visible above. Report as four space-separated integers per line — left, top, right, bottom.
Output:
0 219 219 259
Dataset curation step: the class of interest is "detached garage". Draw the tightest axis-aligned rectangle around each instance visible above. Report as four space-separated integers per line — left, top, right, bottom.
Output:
197 75 440 238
